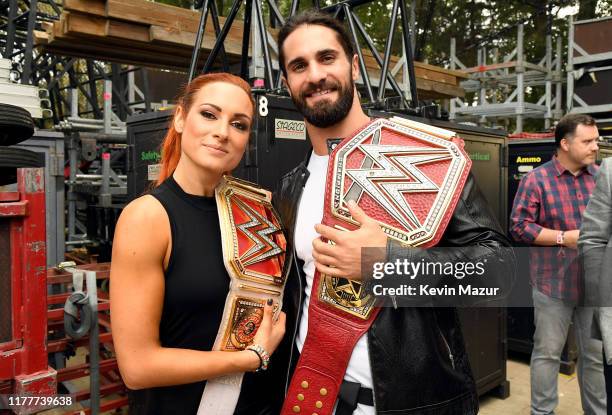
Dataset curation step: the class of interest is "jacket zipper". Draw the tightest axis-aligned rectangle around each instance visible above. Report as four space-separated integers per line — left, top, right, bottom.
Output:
284 173 306 394
367 335 378 410
439 327 455 370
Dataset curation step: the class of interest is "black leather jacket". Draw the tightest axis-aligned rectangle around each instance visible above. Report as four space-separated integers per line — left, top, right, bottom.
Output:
237 152 515 415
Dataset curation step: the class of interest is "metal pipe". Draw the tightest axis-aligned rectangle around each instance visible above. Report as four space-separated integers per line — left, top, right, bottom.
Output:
544 33 552 129
65 239 94 246
254 0 275 88
86 271 100 415
100 154 111 207
103 80 112 134
60 123 125 132
399 0 418 107
67 135 78 242
377 0 405 102
4 0 18 58
516 24 524 133
75 174 127 181
566 16 574 112
240 0 252 80
78 132 127 143
70 89 78 117
351 12 406 105
320 0 373 13
66 117 125 126
203 0 242 74
189 0 211 82
250 1 265 81
344 4 374 102
209 0 229 72
21 0 37 84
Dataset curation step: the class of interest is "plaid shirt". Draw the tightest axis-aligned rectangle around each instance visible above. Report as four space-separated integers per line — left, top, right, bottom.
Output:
510 156 598 302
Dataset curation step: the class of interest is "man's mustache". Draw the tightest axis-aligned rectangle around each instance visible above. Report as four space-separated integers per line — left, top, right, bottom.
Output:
300 81 342 99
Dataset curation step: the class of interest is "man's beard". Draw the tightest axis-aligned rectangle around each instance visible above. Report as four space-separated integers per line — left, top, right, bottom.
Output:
291 76 354 128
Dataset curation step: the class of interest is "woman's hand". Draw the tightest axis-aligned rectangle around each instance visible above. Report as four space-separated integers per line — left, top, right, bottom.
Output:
252 299 286 356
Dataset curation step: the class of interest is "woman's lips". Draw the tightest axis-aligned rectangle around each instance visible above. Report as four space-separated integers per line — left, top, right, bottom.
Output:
202 143 228 154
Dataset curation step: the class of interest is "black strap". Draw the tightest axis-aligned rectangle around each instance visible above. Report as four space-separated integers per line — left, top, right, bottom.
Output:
336 380 374 415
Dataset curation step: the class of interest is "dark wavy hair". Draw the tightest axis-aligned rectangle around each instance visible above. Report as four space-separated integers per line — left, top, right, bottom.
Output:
277 10 355 77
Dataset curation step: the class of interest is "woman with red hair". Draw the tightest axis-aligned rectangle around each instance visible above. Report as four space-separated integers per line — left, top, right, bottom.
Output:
110 73 286 414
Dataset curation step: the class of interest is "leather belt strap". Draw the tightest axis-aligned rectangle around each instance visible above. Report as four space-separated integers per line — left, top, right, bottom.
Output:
281 118 471 415
198 176 289 415
337 380 374 415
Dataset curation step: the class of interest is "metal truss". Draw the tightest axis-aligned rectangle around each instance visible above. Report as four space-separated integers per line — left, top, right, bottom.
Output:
450 24 563 133
1 0 155 125
566 15 612 124
190 0 422 112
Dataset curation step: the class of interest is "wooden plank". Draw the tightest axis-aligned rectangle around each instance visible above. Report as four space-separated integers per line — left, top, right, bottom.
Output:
63 12 106 38
416 78 465 99
62 12 150 43
106 0 250 42
414 61 469 79
39 38 236 71
414 65 458 86
149 25 244 55
106 0 200 31
106 19 150 43
63 0 106 17
33 29 49 45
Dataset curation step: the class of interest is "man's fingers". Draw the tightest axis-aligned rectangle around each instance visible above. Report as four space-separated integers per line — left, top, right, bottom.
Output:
312 238 336 257
312 250 338 267
314 261 346 278
347 199 369 225
314 223 343 242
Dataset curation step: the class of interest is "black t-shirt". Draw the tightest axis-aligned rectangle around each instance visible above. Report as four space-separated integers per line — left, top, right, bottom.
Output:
128 176 229 414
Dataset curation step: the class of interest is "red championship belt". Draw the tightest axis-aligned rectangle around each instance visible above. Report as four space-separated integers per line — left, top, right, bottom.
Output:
281 117 471 415
198 176 289 415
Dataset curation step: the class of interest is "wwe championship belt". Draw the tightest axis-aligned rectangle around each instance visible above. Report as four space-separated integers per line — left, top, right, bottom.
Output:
197 176 289 415
281 117 472 415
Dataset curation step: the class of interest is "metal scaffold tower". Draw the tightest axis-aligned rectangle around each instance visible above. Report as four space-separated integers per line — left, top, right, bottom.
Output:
449 23 563 133
566 15 612 127
1 0 156 125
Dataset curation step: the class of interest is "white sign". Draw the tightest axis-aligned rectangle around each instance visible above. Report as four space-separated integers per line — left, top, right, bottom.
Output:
148 163 161 181
274 118 306 140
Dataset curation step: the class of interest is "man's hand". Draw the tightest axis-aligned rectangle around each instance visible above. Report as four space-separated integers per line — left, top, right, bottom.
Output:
312 200 388 280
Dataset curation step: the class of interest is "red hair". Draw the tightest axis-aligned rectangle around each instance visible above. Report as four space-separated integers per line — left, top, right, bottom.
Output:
156 73 254 186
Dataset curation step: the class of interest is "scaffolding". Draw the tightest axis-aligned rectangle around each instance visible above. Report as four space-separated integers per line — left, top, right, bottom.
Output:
566 15 612 126
449 24 563 133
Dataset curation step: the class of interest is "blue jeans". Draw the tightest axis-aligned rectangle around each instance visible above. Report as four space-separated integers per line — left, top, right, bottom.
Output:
531 288 607 415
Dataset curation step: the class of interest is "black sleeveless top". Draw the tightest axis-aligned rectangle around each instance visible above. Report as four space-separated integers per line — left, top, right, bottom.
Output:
128 176 229 414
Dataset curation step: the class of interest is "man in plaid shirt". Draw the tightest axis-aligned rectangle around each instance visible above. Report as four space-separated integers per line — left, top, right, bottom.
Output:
510 113 606 414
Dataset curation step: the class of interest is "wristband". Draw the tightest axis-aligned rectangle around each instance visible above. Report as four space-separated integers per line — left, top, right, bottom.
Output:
556 231 565 246
246 344 270 372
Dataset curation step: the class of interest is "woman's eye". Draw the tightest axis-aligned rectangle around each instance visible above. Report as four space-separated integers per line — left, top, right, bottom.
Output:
201 111 216 119
232 122 248 131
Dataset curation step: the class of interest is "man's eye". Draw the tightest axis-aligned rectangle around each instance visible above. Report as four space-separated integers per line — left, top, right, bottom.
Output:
201 111 216 119
292 63 305 72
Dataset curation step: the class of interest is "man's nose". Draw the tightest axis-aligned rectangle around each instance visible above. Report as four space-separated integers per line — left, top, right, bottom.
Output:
306 63 326 84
